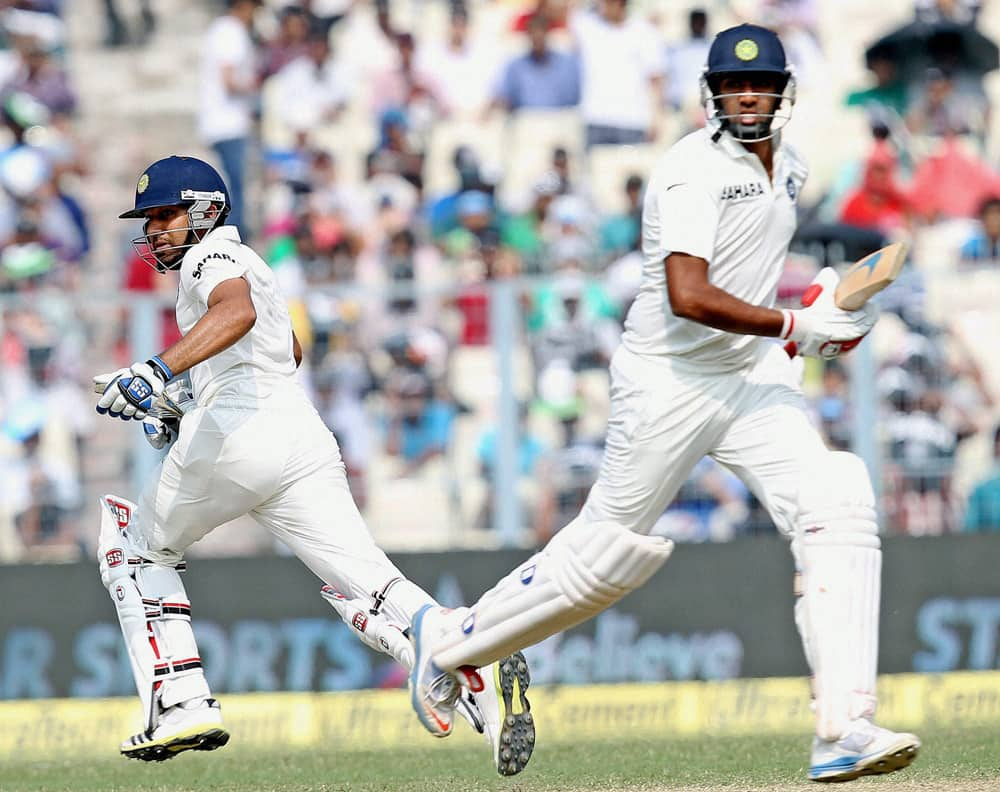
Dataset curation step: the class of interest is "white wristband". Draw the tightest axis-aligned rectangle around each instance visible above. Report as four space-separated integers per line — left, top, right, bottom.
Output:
780 309 795 340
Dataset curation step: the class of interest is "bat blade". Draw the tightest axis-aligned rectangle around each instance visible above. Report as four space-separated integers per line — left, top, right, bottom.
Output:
834 241 908 310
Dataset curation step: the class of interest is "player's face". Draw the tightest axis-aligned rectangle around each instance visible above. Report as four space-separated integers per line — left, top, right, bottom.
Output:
717 75 779 128
142 205 190 265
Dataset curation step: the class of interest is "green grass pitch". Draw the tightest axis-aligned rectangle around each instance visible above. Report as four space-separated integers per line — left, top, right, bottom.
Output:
3 725 998 792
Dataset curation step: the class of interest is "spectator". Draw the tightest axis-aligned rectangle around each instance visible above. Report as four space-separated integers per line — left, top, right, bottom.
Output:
653 457 750 543
510 0 570 33
907 134 999 222
813 359 852 451
598 173 643 257
838 141 909 234
664 8 710 111
501 171 560 273
490 14 579 114
914 0 981 24
368 108 425 193
415 5 499 117
314 364 373 509
845 52 908 118
571 0 664 148
906 67 984 139
530 267 619 376
963 424 1000 532
384 370 456 476
259 5 312 80
883 380 958 535
475 404 546 530
272 23 351 136
533 438 603 542
103 0 155 47
198 0 260 237
550 145 577 196
0 397 81 553
959 196 1000 262
426 146 491 239
371 31 444 129
1 34 76 116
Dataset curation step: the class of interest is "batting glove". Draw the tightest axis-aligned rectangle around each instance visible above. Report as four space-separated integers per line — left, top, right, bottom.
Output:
95 356 173 420
781 268 879 359
141 415 179 450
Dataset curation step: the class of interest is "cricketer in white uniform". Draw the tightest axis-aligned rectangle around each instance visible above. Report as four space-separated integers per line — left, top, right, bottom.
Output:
408 25 920 783
94 156 535 776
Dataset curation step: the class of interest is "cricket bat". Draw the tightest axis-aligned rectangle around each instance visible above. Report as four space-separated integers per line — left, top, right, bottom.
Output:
784 241 907 358
833 241 908 310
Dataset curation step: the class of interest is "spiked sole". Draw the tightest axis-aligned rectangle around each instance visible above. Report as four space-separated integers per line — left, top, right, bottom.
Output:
121 726 230 762
494 651 535 777
810 738 920 783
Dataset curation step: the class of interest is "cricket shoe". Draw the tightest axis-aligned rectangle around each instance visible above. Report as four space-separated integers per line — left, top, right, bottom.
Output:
808 718 920 782
474 651 535 776
120 697 229 761
408 604 482 738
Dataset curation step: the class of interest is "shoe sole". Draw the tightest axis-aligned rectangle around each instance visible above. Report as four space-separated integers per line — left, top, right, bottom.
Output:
810 738 920 783
121 726 230 762
494 651 535 777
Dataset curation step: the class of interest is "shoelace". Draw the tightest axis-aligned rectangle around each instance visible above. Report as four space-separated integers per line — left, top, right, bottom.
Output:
426 671 460 707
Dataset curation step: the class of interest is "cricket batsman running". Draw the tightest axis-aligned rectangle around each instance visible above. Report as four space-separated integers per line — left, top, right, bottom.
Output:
408 24 920 783
94 156 534 776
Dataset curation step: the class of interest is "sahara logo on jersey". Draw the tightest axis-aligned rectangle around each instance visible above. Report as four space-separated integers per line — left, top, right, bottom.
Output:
720 182 765 201
192 251 237 279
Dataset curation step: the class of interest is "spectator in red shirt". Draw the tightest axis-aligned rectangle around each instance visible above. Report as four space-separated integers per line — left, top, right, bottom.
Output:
839 142 909 234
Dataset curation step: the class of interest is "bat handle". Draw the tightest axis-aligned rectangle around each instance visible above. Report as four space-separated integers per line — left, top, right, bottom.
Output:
784 341 798 358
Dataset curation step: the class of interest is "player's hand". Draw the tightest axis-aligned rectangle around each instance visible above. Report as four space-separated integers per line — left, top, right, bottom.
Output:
94 356 173 420
781 268 879 359
141 415 178 450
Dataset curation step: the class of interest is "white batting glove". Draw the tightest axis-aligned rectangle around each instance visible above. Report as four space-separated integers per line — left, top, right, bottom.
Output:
781 268 879 359
94 356 173 420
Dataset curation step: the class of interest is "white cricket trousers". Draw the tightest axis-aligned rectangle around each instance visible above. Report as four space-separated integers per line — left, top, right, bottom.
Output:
580 342 829 537
130 399 424 606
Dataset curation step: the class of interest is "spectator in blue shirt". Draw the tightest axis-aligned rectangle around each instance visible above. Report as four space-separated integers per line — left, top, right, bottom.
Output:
964 425 1000 532
384 371 456 475
489 15 579 114
960 196 1000 262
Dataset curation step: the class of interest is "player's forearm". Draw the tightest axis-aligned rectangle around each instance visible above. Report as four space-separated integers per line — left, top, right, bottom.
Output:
158 300 257 377
669 282 785 337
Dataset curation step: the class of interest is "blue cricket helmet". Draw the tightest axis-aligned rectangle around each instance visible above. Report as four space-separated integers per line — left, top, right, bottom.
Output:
121 156 232 273
700 24 796 142
704 23 790 90
120 155 230 221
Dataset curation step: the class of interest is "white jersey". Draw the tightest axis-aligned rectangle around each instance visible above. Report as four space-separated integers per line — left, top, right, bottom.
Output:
175 225 299 406
622 127 808 370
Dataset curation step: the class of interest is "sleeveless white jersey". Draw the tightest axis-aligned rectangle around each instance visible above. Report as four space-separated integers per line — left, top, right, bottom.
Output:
175 225 300 405
621 127 808 370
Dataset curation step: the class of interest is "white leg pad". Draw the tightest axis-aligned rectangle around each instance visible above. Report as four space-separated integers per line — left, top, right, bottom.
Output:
796 453 881 741
98 495 210 731
433 519 673 670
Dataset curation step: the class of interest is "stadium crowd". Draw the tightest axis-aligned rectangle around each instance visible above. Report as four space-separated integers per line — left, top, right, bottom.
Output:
1 0 999 562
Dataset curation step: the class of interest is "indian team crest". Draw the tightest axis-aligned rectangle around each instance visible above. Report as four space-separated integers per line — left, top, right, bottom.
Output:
137 173 149 194
734 39 759 62
786 175 797 201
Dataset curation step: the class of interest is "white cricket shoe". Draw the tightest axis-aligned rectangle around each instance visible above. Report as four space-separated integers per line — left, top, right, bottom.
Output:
808 718 920 782
120 697 229 762
409 605 480 738
473 652 535 776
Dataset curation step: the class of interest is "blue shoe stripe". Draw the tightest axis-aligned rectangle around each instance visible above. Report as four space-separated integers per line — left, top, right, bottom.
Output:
810 755 859 776
409 604 439 734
